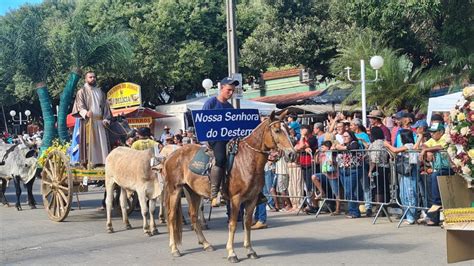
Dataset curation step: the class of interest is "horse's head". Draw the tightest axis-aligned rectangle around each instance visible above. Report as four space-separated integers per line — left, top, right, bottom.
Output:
107 116 134 146
263 110 296 162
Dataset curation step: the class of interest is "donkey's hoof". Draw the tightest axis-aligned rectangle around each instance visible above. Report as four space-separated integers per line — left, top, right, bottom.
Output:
228 256 239 263
107 228 114 234
203 245 215 252
172 250 182 257
125 224 132 230
247 252 259 259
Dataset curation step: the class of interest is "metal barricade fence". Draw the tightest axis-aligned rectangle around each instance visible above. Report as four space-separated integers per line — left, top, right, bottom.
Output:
393 150 454 227
263 148 454 227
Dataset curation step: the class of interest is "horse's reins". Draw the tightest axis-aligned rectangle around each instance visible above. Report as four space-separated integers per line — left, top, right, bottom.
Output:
241 120 282 155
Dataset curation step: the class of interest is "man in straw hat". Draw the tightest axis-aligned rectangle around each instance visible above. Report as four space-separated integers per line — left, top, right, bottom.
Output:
367 109 391 142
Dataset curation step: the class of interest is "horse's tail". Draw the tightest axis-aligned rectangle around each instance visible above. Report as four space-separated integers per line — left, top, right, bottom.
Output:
165 178 183 246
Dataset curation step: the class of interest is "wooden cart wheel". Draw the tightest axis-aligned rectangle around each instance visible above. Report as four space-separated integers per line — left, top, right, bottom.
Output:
41 149 73 222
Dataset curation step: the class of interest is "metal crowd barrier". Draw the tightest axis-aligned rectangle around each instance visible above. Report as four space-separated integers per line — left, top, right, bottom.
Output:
263 148 453 227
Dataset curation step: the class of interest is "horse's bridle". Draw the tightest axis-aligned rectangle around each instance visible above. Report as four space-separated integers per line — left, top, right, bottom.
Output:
241 120 283 155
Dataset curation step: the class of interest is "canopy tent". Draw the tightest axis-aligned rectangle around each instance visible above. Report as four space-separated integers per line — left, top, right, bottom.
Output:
307 87 354 105
426 92 462 123
154 96 278 134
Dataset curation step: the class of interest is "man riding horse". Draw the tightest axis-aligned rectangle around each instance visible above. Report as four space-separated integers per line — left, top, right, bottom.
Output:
202 77 267 207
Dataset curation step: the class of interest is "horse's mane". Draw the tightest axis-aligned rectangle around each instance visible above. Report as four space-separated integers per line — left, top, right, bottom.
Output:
242 117 270 142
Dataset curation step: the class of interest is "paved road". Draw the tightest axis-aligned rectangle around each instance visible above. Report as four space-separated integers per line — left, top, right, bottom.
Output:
0 182 468 265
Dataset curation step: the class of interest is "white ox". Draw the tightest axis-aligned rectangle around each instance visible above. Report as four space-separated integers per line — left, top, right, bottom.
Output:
0 143 38 210
105 146 163 236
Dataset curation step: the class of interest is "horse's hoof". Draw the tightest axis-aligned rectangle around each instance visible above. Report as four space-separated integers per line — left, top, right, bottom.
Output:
16 206 22 211
203 245 215 252
171 250 182 257
247 252 259 259
125 224 132 230
158 219 166 224
152 229 159 235
144 231 152 237
107 228 114 234
228 256 239 263
29 205 37 209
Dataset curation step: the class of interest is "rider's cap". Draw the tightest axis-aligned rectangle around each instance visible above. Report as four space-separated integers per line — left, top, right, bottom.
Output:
220 77 239 86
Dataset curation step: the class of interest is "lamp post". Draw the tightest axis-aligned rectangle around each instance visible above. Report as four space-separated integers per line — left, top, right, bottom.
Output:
345 55 384 127
9 110 31 134
202 79 213 97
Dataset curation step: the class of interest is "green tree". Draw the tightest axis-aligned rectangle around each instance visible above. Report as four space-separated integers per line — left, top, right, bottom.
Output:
240 0 337 77
330 29 430 112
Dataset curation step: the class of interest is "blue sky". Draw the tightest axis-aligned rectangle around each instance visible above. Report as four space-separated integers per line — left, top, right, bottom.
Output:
0 0 43 15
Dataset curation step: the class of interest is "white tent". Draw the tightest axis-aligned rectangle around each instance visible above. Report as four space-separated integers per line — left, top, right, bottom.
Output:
154 96 278 135
426 92 462 123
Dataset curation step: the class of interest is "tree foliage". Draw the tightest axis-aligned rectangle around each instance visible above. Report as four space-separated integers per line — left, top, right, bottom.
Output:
0 0 472 110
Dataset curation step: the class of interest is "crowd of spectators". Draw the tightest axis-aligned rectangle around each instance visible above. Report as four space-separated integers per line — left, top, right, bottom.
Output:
261 109 451 227
1 131 43 148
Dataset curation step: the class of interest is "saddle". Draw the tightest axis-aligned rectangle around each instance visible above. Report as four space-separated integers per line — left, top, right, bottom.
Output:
188 139 240 177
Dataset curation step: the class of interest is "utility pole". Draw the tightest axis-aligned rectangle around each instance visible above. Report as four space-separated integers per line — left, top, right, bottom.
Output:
226 0 240 108
1 104 8 134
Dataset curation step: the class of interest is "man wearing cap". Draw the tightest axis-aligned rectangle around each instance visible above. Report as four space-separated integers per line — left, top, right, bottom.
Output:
160 125 173 144
420 122 451 223
367 110 391 142
202 77 238 207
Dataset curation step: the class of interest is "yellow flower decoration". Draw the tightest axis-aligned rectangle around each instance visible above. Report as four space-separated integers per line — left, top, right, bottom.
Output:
457 112 466 121
468 149 474 159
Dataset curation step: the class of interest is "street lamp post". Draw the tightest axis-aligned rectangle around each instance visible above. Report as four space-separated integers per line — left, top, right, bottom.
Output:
9 110 31 134
345 55 384 127
202 79 213 97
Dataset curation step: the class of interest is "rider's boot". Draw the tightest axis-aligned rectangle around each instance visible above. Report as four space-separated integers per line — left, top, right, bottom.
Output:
209 166 224 207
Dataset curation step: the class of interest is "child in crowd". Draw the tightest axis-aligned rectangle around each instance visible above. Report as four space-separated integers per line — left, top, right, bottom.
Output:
311 141 340 215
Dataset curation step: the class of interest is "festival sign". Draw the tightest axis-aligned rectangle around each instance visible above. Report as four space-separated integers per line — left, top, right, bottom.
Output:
107 82 142 109
127 117 153 128
191 109 260 142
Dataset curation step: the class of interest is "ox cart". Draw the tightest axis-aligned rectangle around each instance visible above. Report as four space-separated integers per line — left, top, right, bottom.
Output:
40 149 138 222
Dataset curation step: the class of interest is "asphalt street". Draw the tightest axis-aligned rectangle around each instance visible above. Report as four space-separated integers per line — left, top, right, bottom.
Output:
0 181 470 265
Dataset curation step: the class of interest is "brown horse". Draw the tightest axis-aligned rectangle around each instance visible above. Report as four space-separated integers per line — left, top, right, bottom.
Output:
164 110 295 262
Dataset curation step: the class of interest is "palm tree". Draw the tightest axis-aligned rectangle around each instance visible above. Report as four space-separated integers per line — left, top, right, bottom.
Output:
330 29 429 113
56 15 132 142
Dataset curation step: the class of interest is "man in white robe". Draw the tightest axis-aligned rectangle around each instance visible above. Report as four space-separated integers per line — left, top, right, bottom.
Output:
71 71 112 168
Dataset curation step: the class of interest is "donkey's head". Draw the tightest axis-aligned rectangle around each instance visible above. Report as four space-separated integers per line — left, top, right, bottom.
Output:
263 110 296 162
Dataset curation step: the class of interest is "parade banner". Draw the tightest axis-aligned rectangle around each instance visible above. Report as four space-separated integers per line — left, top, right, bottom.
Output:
107 82 142 109
191 109 260 142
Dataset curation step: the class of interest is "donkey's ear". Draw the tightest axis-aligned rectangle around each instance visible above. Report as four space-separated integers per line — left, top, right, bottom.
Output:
279 109 289 120
269 110 276 121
